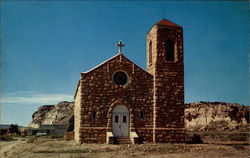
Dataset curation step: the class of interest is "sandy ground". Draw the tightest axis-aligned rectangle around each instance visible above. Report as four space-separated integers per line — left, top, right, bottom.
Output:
0 138 25 156
0 137 249 158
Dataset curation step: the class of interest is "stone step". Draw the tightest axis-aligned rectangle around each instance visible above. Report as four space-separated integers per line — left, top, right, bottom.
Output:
116 137 131 144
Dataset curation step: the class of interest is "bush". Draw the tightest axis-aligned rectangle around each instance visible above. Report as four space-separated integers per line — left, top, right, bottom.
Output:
229 133 249 141
50 135 64 139
26 136 37 143
0 135 13 141
9 124 20 135
186 134 203 144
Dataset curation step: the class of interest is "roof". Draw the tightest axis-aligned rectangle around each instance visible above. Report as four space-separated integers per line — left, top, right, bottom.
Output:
81 53 153 77
0 124 11 129
27 124 67 130
53 124 68 129
39 124 55 130
74 80 80 99
74 53 153 99
155 18 181 28
82 53 120 74
74 54 121 99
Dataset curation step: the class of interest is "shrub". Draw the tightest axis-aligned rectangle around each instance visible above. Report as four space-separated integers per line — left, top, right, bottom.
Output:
0 135 13 141
50 135 64 139
9 124 20 135
186 134 203 144
26 136 37 143
229 133 249 141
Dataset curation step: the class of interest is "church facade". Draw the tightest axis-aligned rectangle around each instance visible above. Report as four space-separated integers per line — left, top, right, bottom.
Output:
74 19 186 144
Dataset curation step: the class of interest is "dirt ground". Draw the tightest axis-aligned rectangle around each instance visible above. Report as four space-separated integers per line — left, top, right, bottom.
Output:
0 137 249 158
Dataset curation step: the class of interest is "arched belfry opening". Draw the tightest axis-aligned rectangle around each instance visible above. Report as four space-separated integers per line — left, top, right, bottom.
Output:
166 39 175 61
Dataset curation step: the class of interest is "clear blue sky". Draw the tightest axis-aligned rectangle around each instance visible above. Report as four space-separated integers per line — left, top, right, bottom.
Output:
1 1 249 126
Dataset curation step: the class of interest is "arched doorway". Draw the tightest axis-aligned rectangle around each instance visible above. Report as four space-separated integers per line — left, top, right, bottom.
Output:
112 105 129 137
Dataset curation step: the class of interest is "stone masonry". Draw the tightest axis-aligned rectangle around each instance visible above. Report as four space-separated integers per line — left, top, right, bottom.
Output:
74 19 186 143
147 20 186 143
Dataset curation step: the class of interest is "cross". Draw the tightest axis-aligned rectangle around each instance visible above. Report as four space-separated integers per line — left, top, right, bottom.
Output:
116 40 125 54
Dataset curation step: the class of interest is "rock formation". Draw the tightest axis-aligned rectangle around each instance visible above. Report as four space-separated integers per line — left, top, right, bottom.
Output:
185 102 249 131
29 101 249 132
28 101 74 128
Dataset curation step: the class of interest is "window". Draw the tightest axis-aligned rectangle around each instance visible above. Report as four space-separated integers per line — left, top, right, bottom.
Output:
123 116 127 123
166 39 175 61
115 115 119 123
140 112 145 120
149 41 152 65
112 71 128 86
92 111 96 119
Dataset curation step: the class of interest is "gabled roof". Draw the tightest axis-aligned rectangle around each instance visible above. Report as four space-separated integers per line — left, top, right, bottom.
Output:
155 18 181 28
82 53 120 74
74 53 153 99
82 53 152 76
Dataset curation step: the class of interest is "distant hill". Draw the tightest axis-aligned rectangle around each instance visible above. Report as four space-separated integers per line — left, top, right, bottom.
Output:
29 101 249 132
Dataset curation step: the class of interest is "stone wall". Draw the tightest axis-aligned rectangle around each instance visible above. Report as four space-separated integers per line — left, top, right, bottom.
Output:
74 81 82 143
76 54 154 143
65 131 75 141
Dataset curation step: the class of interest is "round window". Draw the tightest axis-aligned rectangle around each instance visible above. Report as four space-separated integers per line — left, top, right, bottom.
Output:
113 71 128 86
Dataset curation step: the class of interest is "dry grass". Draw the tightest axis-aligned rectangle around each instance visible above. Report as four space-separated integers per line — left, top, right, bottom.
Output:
0 135 14 141
0 135 249 158
187 131 250 142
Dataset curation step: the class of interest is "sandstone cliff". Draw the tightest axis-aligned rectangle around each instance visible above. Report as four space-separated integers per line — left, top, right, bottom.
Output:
185 102 249 131
29 101 249 131
29 101 74 128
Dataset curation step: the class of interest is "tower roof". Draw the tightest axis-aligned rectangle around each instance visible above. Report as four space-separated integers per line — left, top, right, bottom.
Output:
155 19 181 28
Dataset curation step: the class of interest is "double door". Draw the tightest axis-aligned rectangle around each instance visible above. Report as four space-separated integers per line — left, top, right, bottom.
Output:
112 113 129 137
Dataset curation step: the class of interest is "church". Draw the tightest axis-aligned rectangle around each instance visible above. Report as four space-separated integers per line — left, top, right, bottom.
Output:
74 19 186 144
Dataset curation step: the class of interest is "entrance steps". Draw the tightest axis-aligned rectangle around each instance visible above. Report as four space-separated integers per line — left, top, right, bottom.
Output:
116 137 132 144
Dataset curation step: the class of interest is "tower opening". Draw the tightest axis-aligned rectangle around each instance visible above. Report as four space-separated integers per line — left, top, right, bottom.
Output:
149 41 152 65
166 39 175 61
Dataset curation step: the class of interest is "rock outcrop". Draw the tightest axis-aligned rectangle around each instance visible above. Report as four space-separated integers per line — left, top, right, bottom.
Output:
185 102 249 131
29 101 249 132
29 101 74 128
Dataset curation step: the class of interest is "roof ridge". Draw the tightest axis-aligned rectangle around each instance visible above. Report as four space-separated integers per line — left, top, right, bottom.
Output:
82 53 153 77
121 55 153 76
155 18 181 27
82 53 120 74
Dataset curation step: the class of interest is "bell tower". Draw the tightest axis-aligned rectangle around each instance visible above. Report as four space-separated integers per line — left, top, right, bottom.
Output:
147 19 185 143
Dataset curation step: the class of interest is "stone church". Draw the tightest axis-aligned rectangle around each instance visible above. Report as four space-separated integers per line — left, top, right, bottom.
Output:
74 19 186 144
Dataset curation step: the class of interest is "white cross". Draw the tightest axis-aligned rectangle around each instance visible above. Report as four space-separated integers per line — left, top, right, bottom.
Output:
116 40 125 54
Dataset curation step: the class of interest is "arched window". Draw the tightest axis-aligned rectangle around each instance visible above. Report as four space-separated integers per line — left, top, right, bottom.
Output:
166 39 175 61
149 41 152 64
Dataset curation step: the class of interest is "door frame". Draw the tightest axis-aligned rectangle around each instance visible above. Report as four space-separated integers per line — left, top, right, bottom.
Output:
106 101 135 141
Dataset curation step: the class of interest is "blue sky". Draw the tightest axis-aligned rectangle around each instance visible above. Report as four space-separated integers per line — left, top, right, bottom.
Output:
0 1 249 126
